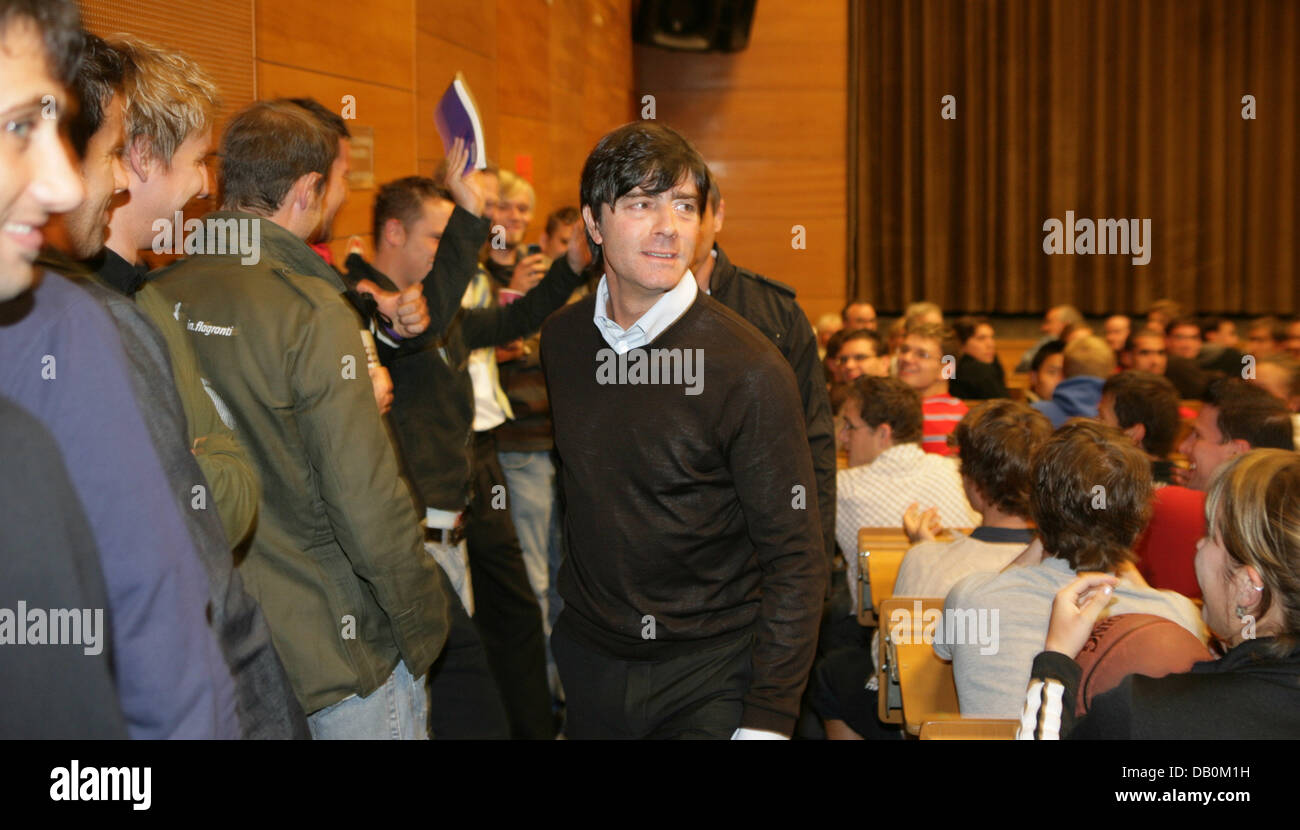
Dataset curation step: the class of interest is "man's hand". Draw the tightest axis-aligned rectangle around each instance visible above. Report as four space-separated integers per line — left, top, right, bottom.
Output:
1169 462 1191 487
355 279 430 338
1043 573 1119 657
902 502 942 543
441 137 485 217
508 253 548 294
369 363 394 415
496 339 526 362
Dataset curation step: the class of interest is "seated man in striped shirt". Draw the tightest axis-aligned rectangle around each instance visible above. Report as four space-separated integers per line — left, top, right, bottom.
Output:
897 321 967 455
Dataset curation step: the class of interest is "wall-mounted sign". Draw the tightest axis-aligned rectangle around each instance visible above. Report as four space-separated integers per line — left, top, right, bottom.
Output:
348 126 375 190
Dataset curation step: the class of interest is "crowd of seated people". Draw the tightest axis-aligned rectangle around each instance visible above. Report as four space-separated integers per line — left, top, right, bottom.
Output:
817 293 1300 740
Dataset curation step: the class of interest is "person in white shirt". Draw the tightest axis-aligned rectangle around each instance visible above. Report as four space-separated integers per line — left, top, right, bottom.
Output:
835 375 980 612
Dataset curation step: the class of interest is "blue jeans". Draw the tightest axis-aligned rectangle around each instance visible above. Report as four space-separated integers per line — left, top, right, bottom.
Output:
306 660 429 740
498 449 564 699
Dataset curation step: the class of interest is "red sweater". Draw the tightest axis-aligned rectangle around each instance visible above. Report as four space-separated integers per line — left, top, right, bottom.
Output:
922 394 967 456
1134 485 1206 599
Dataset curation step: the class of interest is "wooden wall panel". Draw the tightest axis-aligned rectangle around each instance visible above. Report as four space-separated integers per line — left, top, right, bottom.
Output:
635 0 850 322
255 0 415 88
417 0 636 247
80 0 255 129
89 0 635 263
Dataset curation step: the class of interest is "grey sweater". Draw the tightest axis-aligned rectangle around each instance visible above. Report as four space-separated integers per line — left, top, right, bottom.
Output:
934 555 1207 717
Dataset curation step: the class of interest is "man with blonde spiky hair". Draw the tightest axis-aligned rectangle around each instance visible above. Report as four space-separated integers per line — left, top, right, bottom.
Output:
104 36 219 270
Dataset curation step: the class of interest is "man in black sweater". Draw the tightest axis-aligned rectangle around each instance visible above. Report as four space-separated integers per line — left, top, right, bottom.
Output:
542 122 828 739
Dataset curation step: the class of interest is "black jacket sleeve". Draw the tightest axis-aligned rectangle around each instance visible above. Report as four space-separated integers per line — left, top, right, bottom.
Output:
785 302 837 571
461 254 583 349
413 206 490 343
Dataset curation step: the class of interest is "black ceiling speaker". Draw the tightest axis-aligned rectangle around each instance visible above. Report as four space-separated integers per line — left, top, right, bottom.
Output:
633 0 757 53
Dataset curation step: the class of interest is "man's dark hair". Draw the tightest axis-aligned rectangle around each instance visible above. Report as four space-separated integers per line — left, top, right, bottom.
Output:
1203 378 1294 450
219 100 336 214
1030 338 1066 373
1031 421 1153 572
841 300 874 322
845 376 922 445
953 316 991 346
1122 328 1164 354
285 96 350 140
824 328 849 362
0 0 83 89
66 33 125 158
1164 315 1201 337
578 122 710 258
1102 371 1181 457
372 176 453 245
1199 316 1226 339
952 400 1052 519
841 327 885 357
706 177 721 213
1248 315 1286 343
544 205 579 237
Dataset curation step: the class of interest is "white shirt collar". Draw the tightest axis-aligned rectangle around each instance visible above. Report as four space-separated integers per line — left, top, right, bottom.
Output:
592 270 698 353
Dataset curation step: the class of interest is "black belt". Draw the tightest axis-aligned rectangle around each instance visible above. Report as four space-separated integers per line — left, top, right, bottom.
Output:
424 524 465 546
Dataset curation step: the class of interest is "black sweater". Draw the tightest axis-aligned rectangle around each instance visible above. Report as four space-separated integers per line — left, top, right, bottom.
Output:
540 291 829 734
1022 638 1300 739
950 354 1008 400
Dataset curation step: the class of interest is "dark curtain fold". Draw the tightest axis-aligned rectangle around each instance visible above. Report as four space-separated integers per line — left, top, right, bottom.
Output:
848 0 1300 316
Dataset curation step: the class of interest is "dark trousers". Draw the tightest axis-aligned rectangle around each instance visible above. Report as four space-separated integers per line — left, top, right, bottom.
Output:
465 428 554 739
808 644 903 740
552 623 753 739
426 562 510 739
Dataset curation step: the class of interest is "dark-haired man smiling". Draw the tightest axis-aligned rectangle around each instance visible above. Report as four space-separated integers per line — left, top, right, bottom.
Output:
542 123 827 739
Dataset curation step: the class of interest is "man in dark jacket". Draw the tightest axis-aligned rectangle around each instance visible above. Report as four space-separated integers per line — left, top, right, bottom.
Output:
689 179 836 572
344 170 587 738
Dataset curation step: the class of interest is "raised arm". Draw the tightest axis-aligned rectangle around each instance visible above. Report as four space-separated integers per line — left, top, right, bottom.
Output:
462 227 592 349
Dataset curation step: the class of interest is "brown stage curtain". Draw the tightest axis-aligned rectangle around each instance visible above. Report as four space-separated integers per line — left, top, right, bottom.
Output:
848 0 1299 316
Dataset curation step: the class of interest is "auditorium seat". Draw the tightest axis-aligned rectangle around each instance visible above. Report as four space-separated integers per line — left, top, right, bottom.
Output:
919 717 1019 740
856 527 911 626
876 596 959 734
